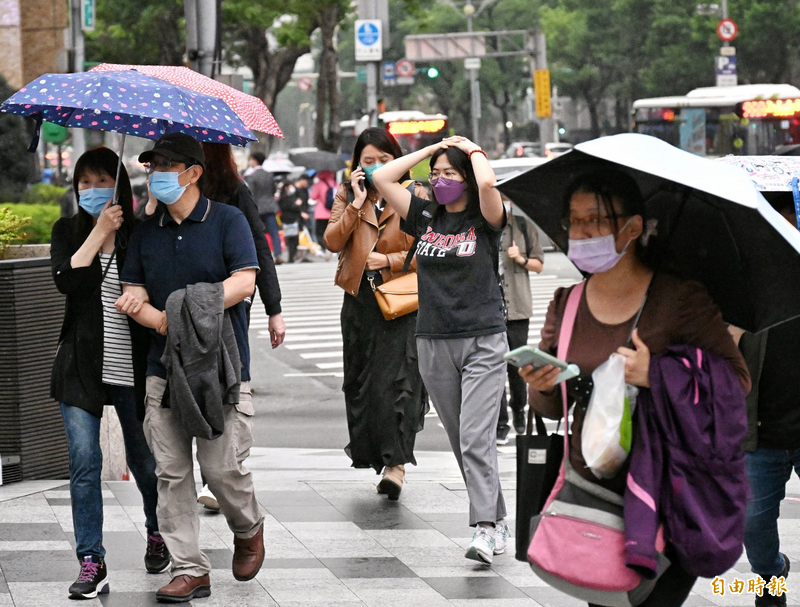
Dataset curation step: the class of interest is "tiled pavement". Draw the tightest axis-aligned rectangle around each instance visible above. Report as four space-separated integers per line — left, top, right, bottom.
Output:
2 447 800 606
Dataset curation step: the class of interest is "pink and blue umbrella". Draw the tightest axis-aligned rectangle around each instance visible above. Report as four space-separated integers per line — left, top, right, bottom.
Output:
0 69 257 147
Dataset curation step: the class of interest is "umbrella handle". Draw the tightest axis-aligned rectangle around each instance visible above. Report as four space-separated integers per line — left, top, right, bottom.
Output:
112 132 127 206
27 117 42 153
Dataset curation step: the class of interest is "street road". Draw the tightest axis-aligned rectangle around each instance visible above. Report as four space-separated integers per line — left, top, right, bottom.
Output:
247 251 582 453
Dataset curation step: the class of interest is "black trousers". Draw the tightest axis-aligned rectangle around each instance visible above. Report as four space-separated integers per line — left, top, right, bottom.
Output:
498 318 530 429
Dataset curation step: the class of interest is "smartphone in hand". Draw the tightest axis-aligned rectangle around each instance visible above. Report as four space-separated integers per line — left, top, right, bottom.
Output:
355 165 365 192
504 346 580 385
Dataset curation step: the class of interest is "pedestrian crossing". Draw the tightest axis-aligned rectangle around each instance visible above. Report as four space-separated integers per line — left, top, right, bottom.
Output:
249 259 580 378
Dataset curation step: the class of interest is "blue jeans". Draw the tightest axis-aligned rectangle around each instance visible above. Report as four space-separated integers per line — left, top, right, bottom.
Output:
261 212 282 257
744 447 800 578
61 385 159 560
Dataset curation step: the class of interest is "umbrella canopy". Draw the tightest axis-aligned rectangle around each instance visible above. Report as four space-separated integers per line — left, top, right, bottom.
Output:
774 143 800 156
0 70 256 146
263 158 299 173
496 133 800 332
90 63 283 138
716 155 800 191
289 150 346 172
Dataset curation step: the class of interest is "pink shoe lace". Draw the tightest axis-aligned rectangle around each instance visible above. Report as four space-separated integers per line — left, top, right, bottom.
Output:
77 559 101 581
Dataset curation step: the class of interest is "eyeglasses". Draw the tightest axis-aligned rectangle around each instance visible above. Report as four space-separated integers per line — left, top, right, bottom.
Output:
561 214 630 231
428 170 462 182
144 160 191 175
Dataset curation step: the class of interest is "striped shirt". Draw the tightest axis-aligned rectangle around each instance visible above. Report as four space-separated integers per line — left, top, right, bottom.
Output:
99 252 135 387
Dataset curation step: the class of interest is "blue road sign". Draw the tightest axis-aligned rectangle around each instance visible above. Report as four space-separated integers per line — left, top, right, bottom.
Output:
357 22 380 46
382 62 396 81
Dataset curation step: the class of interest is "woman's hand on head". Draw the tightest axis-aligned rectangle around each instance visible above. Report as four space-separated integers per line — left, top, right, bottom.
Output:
350 166 367 208
441 136 481 155
617 329 651 388
519 364 560 394
96 200 123 235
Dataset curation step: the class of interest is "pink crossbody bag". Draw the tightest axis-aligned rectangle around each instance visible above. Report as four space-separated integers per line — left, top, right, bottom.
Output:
526 281 668 607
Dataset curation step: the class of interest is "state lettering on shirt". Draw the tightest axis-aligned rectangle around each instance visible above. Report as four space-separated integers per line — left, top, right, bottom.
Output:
416 225 478 258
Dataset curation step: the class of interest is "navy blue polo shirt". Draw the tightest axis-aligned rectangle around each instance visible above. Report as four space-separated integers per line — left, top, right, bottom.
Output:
120 196 259 381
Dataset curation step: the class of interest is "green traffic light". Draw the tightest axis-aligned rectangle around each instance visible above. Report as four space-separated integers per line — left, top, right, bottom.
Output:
427 67 439 78
558 127 566 135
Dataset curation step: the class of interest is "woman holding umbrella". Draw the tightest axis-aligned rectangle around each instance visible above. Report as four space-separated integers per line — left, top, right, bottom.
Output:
520 169 751 606
323 127 429 499
50 147 168 600
372 135 510 565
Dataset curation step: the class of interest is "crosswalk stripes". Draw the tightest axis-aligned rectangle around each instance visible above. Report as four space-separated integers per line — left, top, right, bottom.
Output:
249 260 580 379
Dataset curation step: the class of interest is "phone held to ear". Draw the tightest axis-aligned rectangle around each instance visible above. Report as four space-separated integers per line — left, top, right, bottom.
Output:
504 346 580 385
355 165 365 192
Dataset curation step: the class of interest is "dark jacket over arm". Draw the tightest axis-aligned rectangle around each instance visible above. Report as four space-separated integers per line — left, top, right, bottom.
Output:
227 182 282 316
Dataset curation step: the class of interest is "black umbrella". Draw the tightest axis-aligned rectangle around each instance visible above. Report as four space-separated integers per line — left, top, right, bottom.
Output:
289 150 346 172
496 133 800 333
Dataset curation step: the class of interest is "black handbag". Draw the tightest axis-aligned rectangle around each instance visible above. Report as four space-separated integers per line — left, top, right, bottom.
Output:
515 409 566 562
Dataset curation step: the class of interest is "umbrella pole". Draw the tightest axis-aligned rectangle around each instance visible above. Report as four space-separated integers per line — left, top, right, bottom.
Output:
112 132 127 205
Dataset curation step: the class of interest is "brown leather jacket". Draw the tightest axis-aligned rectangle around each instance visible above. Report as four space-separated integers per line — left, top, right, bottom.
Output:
324 182 426 296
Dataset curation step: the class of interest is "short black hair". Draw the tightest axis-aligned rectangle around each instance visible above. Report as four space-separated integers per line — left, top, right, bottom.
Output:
250 151 266 165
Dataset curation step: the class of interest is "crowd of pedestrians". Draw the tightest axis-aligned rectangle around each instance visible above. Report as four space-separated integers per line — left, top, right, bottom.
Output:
50 128 792 607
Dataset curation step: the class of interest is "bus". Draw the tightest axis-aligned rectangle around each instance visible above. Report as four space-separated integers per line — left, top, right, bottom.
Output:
340 111 449 179
632 84 800 156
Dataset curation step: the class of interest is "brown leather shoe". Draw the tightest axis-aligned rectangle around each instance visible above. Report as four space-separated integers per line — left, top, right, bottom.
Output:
156 574 210 603
232 524 264 581
377 464 405 501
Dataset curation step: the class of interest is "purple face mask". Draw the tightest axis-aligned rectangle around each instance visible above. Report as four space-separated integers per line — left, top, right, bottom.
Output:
431 176 466 205
567 218 633 274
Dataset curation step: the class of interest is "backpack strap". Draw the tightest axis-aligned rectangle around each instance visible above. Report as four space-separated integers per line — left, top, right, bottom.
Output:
401 186 436 273
557 281 585 456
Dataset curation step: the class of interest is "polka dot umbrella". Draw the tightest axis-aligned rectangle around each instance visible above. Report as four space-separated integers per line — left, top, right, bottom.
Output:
91 63 283 138
0 69 258 203
0 69 257 146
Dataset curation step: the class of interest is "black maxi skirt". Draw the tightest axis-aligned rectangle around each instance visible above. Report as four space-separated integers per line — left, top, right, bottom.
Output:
341 273 428 473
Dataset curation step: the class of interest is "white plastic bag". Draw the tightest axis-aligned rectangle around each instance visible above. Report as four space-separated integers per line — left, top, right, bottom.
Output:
581 353 638 479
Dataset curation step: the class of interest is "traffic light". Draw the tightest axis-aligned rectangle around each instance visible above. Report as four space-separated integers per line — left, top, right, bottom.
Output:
427 67 439 79
534 69 552 118
558 123 566 136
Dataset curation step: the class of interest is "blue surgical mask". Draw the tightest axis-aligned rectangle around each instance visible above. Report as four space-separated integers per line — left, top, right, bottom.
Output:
78 187 115 218
148 167 192 205
362 163 384 185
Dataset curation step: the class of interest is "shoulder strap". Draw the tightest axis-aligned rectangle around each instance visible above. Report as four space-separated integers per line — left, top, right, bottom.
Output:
401 192 436 273
558 281 585 455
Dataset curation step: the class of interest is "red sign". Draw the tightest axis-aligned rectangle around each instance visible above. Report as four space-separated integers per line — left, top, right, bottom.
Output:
717 19 738 42
298 77 313 92
740 98 800 119
395 59 415 78
387 119 446 136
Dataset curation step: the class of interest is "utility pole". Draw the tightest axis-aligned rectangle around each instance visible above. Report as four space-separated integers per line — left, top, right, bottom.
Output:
465 10 480 143
68 0 86 167
357 0 386 128
185 0 217 77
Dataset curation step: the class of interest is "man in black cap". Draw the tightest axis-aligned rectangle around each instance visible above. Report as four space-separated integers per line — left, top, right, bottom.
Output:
116 133 265 603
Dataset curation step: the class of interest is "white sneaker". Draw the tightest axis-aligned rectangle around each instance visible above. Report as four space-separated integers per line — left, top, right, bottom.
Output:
493 521 510 555
465 525 495 564
197 485 220 512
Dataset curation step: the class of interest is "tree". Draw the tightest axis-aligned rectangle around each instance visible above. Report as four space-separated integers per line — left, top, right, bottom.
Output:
85 0 185 66
0 75 38 200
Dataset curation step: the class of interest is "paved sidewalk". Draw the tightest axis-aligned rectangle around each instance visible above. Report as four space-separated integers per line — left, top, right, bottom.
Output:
1 446 800 606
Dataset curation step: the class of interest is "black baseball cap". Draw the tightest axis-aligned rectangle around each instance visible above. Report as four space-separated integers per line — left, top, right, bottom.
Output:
139 133 205 170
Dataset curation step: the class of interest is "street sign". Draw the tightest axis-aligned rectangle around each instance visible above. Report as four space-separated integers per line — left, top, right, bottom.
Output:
720 45 736 56
534 69 552 118
297 77 313 92
717 18 738 42
356 66 367 83
382 62 396 84
464 57 481 70
81 0 95 31
355 19 382 62
395 59 415 78
405 32 486 60
395 77 414 85
716 55 738 87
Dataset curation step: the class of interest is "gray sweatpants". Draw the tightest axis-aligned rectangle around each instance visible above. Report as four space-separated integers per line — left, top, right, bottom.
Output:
143 375 264 578
417 332 508 526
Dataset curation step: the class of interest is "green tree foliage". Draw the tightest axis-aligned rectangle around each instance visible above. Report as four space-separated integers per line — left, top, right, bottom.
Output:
85 0 185 66
0 75 37 201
